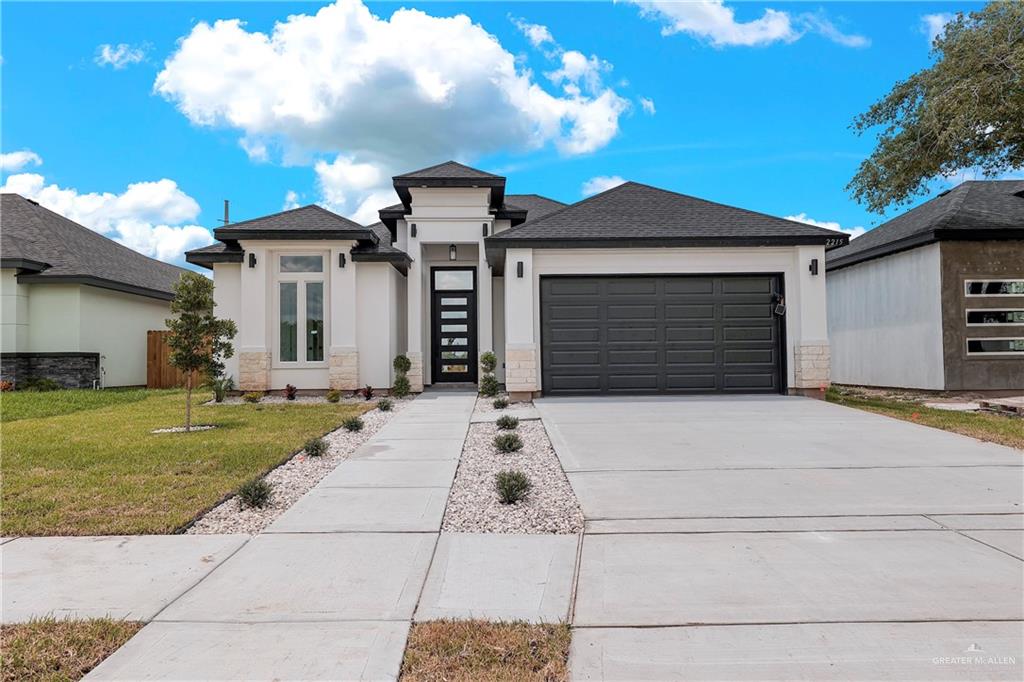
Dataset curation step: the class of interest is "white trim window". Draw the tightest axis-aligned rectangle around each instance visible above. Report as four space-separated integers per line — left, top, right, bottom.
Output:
275 253 327 365
965 309 1024 326
965 279 1024 297
966 338 1024 356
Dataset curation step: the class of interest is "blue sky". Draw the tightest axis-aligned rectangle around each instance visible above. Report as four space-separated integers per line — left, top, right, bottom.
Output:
1 1 983 267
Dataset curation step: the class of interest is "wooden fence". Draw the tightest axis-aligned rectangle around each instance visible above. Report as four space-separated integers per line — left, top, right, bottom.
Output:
146 330 198 389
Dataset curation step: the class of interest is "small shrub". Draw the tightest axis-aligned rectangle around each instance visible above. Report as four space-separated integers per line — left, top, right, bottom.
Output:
392 375 411 398
496 415 519 430
361 385 374 400
495 470 532 504
493 432 523 453
237 478 272 509
479 374 500 397
209 375 234 403
479 351 498 374
304 437 327 457
285 384 298 401
393 354 412 374
242 392 262 403
21 377 61 392
377 397 393 412
326 389 341 403
343 416 364 432
492 397 509 410
0 380 13 392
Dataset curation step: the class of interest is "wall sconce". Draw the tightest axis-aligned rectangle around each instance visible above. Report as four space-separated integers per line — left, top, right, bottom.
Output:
482 222 489 236
809 258 819 276
339 253 347 268
449 244 457 261
410 223 417 238
516 261 524 278
248 253 256 268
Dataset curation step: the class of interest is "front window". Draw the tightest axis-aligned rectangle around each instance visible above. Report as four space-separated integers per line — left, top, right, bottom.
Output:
966 310 1024 326
276 253 326 364
965 280 1024 296
966 338 1024 355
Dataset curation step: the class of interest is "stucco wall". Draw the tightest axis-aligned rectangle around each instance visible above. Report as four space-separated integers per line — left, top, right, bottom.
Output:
0 269 30 353
940 240 1024 391
524 246 828 392
357 262 402 388
826 243 944 390
78 286 172 386
213 263 242 383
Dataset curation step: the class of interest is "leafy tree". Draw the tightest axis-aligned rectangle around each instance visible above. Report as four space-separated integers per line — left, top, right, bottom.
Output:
848 2 1024 213
166 272 237 431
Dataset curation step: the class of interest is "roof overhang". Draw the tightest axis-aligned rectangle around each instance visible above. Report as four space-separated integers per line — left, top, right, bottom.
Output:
377 206 407 238
350 250 413 276
485 234 847 273
392 176 506 212
212 228 377 243
827 227 1024 271
0 257 49 273
185 248 244 270
14 273 176 301
492 206 528 226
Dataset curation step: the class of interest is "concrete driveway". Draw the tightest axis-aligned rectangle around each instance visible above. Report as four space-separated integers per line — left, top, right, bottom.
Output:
535 395 1024 681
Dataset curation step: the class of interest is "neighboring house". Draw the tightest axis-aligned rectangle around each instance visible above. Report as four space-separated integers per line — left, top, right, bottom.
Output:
187 161 846 399
827 180 1024 392
1 193 189 388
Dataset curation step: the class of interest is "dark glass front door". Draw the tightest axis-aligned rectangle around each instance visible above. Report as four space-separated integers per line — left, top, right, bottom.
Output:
431 267 478 383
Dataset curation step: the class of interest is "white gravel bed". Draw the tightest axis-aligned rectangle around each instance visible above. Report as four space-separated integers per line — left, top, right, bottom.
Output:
207 395 376 406
152 424 218 434
442 420 583 534
185 399 410 535
473 393 512 412
471 396 540 423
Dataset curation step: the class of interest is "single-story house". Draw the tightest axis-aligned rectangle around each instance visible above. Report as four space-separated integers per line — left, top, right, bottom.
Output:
826 180 1024 392
186 161 848 399
1 193 189 388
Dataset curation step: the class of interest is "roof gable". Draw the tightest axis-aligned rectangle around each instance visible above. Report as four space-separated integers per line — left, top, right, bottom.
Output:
394 160 502 180
213 204 375 241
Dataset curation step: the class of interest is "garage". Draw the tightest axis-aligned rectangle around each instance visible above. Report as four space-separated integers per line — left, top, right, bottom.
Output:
540 274 784 395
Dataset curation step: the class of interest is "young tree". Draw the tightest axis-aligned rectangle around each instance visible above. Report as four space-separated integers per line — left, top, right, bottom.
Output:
166 272 237 431
848 2 1024 213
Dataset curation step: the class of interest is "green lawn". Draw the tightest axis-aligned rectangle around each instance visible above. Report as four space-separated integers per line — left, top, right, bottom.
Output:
826 387 1024 451
1 387 163 422
2 390 369 536
1 618 142 682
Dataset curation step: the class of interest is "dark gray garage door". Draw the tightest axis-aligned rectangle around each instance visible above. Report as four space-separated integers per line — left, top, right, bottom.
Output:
540 275 783 395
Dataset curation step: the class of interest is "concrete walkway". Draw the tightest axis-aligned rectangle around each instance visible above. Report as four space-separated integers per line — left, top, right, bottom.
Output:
535 395 1024 681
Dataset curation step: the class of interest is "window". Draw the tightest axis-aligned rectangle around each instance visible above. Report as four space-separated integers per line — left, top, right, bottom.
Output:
434 270 474 290
276 253 327 364
966 338 1024 355
965 280 1024 296
966 310 1024 326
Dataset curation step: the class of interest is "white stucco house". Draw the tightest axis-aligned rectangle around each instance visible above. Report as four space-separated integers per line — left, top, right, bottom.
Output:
1 193 189 388
187 161 847 399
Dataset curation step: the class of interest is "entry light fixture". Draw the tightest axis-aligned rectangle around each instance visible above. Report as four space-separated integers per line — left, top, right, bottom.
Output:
809 258 819 276
517 261 524 278
482 222 489 237
339 253 347 268
248 253 256 268
410 223 417 238
449 244 457 261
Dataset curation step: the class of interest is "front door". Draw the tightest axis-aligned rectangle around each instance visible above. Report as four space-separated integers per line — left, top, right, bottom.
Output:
431 267 478 383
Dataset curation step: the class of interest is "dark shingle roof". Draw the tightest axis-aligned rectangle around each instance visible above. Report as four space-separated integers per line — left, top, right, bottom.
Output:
350 221 412 274
213 204 375 241
394 160 503 181
489 181 847 246
502 194 566 221
827 180 1024 270
1 193 191 300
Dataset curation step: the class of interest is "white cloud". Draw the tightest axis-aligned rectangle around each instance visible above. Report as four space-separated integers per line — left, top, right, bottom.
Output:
283 190 301 210
0 150 43 173
639 97 656 115
1 171 212 264
95 43 147 69
921 13 956 46
629 1 867 48
581 175 626 197
785 212 866 240
546 50 611 94
510 15 555 50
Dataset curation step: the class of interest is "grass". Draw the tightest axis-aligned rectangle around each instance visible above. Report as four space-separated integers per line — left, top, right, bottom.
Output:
826 387 1024 450
1 390 369 535
400 620 571 682
0 388 163 423
0 618 142 682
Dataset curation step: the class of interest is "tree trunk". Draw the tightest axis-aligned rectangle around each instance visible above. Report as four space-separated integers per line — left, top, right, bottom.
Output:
185 372 192 433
